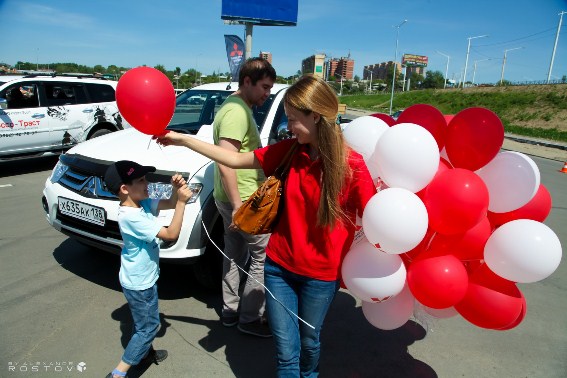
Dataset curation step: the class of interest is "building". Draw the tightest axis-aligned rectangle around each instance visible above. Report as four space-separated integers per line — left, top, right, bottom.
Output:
363 61 403 81
327 56 354 80
259 51 272 64
301 54 326 79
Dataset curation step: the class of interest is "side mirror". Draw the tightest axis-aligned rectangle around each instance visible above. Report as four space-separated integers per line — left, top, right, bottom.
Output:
276 122 291 142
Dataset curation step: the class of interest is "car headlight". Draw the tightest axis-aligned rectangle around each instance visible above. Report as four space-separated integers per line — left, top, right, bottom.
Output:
50 161 69 183
148 182 203 204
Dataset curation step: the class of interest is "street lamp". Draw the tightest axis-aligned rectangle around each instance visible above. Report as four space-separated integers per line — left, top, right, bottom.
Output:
336 74 344 96
195 53 203 85
364 68 373 93
472 58 490 85
389 19 407 115
547 11 566 83
436 50 450 89
500 47 523 85
463 34 488 88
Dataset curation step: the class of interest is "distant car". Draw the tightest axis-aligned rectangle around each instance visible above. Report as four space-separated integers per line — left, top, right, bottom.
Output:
187 94 208 105
391 109 404 121
0 75 130 160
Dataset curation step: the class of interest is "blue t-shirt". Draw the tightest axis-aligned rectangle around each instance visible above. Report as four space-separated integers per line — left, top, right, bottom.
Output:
117 199 162 290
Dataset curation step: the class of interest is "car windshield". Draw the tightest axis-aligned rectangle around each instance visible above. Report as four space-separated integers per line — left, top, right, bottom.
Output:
168 89 276 134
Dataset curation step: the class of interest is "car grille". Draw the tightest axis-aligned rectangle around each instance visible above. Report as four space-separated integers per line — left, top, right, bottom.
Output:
56 154 120 239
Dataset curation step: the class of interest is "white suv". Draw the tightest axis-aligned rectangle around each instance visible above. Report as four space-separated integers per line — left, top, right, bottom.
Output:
0 75 130 160
42 82 292 288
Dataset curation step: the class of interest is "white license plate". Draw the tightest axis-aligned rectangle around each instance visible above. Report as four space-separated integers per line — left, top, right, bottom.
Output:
58 197 106 226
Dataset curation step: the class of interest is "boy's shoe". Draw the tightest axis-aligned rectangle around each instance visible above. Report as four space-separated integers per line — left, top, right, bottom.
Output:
237 319 272 338
141 347 168 365
221 312 239 327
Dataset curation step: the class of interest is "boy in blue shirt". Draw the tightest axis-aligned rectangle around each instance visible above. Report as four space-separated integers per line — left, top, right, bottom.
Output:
104 160 191 378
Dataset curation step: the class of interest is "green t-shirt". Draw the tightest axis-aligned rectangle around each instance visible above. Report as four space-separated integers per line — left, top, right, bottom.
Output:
212 95 265 202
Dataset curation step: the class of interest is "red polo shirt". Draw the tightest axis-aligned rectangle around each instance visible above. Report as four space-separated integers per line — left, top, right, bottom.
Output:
254 139 376 281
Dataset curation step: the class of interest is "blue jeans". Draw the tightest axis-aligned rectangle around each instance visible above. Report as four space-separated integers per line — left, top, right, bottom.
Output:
264 258 340 378
121 284 160 365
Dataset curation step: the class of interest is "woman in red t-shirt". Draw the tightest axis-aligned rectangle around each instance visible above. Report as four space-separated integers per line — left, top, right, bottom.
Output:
157 75 376 377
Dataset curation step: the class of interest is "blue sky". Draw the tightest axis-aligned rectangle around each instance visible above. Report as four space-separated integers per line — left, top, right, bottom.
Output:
2 0 567 84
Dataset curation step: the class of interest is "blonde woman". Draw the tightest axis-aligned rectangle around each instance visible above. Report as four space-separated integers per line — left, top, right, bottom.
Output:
157 75 376 377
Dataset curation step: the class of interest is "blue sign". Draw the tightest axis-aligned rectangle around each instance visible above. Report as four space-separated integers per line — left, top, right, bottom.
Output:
221 0 298 26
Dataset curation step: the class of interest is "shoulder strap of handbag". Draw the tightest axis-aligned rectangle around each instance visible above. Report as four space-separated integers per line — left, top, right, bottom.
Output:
275 141 299 178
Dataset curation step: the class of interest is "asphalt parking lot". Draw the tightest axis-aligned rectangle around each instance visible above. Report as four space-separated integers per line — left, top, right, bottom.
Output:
0 131 566 377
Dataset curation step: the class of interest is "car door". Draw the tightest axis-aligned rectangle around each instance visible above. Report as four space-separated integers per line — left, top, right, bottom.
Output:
44 82 91 147
0 81 51 156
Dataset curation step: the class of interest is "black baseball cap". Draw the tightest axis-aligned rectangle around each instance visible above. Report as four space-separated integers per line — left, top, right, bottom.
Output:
104 160 156 194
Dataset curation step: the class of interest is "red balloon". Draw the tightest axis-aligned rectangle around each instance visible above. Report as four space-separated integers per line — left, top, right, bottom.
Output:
444 114 454 124
445 107 504 171
428 216 492 261
116 67 176 135
407 254 468 309
416 158 452 200
455 264 524 329
423 168 489 235
498 293 527 330
396 104 447 151
488 184 552 227
369 112 396 126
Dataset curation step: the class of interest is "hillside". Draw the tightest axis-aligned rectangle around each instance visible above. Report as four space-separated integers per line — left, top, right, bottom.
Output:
341 84 567 141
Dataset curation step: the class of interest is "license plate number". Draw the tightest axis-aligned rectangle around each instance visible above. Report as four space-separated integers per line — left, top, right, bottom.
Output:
58 197 106 226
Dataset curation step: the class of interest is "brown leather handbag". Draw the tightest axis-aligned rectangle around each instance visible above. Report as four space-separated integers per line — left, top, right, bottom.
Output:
233 142 298 235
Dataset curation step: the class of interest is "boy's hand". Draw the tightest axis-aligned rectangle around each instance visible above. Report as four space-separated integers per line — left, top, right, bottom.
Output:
171 174 186 189
177 184 192 203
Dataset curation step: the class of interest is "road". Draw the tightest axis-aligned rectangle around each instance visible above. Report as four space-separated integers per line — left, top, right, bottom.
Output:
0 146 566 377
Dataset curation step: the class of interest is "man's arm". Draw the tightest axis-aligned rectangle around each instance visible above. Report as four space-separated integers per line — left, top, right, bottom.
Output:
218 138 244 214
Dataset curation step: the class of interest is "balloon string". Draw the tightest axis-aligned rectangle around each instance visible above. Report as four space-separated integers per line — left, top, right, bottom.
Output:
200 219 315 330
148 136 163 150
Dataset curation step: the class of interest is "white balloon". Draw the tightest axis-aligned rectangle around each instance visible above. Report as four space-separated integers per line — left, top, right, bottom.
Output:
374 122 440 193
476 151 540 213
484 219 562 283
362 283 415 330
342 241 406 302
343 116 389 179
362 188 429 254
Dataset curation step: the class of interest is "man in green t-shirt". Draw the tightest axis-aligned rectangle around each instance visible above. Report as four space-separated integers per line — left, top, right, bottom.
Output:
213 58 276 338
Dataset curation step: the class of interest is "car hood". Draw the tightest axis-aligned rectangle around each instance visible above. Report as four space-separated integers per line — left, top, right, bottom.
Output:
65 128 214 176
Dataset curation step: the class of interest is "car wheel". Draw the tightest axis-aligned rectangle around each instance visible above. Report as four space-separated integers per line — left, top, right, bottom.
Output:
192 218 224 291
89 128 112 139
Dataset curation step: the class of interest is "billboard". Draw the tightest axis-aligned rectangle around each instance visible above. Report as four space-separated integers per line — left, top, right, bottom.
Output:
221 0 298 26
402 54 428 67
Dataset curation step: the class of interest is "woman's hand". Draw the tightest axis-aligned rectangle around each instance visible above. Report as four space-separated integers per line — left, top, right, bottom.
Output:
154 130 185 147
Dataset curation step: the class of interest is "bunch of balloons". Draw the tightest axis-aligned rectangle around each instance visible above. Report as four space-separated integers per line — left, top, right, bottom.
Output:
115 66 176 135
341 104 562 331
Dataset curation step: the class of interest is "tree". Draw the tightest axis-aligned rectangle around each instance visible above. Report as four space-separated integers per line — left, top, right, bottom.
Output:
422 70 445 89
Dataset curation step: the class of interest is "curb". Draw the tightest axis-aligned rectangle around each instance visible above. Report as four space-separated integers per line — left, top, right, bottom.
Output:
504 134 567 151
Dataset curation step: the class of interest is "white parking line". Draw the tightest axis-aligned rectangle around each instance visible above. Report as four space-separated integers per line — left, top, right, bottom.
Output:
0 184 14 188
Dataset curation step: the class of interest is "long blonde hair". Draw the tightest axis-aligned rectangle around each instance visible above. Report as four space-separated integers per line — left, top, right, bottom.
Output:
284 75 351 229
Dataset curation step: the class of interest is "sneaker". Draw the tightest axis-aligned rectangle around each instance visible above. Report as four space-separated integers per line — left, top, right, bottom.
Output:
141 347 168 365
237 319 272 338
221 312 239 327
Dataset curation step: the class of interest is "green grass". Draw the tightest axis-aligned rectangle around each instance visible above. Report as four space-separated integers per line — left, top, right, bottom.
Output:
340 87 567 143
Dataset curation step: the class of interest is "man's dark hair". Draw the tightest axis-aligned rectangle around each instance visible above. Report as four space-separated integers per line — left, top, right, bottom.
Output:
238 57 276 86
